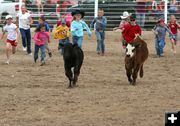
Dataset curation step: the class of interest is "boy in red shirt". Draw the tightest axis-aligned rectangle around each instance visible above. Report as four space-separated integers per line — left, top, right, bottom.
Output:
122 16 142 45
168 14 180 54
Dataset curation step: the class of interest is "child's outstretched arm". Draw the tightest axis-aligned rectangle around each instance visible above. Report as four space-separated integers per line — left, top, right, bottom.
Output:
67 27 70 38
46 32 50 43
1 31 5 40
82 21 92 37
152 25 158 35
33 32 41 42
15 27 19 43
176 22 180 28
90 17 97 29
165 25 173 36
1 25 6 40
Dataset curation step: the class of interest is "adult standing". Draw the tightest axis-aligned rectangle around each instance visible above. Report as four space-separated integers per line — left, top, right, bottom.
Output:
168 0 178 13
136 0 152 28
16 5 33 55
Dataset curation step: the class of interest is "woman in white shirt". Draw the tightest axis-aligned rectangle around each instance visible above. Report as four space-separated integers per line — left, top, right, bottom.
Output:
16 5 33 55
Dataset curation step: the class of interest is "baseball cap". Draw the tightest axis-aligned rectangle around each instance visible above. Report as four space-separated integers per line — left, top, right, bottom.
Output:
6 15 13 20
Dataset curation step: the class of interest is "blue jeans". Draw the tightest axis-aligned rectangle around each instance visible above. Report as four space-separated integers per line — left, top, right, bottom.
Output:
155 39 165 56
95 31 105 53
136 12 145 28
72 36 83 48
59 38 70 54
34 44 45 62
19 28 32 54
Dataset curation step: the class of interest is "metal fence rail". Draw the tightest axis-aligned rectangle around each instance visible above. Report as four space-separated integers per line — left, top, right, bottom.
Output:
1 0 180 30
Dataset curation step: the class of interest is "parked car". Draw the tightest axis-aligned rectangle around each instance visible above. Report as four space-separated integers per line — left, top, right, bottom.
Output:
0 0 20 27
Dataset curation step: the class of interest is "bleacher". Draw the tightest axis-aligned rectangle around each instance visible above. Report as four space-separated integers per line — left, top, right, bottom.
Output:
7 0 180 30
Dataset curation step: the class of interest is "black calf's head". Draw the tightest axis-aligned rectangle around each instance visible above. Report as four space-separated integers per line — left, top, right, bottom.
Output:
126 43 140 57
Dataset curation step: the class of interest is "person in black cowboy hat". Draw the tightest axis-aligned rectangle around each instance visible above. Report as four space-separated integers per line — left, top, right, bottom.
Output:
70 9 92 48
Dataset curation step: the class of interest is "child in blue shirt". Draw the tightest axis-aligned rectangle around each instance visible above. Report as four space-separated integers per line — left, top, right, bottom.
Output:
71 9 92 48
152 18 174 57
90 8 107 55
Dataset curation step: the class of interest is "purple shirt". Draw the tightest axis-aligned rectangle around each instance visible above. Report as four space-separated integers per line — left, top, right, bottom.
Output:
136 2 146 13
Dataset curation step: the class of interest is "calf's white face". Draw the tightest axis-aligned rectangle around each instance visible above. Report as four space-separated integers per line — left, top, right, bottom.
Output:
126 44 135 57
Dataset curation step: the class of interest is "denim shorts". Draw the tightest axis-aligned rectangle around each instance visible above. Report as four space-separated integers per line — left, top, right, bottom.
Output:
169 34 177 41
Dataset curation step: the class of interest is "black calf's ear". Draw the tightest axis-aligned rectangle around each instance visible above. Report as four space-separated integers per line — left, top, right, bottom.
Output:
73 43 78 48
134 42 141 48
59 43 64 47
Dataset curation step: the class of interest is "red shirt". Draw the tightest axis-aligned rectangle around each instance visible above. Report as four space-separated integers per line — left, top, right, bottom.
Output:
168 21 179 34
122 23 142 43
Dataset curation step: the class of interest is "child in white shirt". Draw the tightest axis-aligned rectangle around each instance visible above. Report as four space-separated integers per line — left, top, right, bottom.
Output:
1 15 19 64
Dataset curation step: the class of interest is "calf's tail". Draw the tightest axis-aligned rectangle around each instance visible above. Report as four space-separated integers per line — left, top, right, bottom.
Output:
139 64 144 78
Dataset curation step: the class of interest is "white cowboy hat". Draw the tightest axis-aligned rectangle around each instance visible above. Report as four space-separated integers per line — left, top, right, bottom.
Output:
6 15 13 20
120 11 131 19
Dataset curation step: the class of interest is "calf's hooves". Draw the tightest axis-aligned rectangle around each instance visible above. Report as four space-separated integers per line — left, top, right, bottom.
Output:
131 81 136 86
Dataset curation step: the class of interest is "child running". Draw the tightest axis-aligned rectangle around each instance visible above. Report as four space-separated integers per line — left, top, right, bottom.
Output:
122 15 141 45
1 15 19 65
113 11 131 48
90 8 107 55
53 19 70 55
71 9 92 48
152 18 174 57
33 24 50 66
168 14 180 54
37 16 52 57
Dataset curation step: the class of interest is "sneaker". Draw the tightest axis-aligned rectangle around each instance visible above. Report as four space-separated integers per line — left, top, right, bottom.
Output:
48 52 52 57
34 58 38 63
159 54 164 57
40 61 45 66
28 53 32 56
5 60 10 65
23 47 27 51
97 52 100 55
101 53 105 56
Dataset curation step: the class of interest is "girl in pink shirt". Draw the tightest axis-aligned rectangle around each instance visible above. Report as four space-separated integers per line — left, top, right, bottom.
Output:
33 24 50 66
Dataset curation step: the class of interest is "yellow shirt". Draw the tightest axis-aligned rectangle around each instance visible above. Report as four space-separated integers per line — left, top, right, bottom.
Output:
53 25 70 39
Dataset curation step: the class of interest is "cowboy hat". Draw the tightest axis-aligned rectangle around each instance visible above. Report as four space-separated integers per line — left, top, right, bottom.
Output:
71 9 85 18
120 11 131 19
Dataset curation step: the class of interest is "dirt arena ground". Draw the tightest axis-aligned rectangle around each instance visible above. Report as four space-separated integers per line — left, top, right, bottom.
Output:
0 31 179 126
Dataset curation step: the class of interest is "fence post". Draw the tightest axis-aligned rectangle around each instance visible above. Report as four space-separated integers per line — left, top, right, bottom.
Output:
164 0 168 24
19 0 23 12
95 0 98 17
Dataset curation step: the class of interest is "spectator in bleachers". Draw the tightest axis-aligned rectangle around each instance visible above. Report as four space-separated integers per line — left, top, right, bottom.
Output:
36 0 44 13
168 0 178 13
148 0 164 18
57 14 72 28
168 14 180 54
136 0 153 28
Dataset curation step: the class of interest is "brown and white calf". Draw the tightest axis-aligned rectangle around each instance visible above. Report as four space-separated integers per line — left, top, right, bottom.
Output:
125 36 149 85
